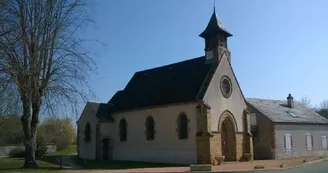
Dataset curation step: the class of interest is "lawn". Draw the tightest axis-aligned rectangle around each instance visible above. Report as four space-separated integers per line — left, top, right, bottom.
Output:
0 157 62 172
51 145 77 156
0 145 78 172
76 159 185 170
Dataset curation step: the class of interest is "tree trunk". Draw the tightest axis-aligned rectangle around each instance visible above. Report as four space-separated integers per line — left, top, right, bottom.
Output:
21 95 39 168
23 135 38 168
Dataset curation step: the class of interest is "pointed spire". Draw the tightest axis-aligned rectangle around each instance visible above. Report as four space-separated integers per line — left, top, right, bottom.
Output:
213 0 216 13
199 10 232 38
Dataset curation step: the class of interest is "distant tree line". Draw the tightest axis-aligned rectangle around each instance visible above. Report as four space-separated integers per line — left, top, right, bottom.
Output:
301 96 328 119
0 115 76 150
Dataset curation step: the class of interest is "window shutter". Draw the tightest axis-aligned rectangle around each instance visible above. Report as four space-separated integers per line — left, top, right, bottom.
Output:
306 134 313 150
322 135 327 150
285 134 292 152
290 136 293 149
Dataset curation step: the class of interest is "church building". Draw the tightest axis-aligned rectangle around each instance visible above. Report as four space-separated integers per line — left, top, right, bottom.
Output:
77 10 328 164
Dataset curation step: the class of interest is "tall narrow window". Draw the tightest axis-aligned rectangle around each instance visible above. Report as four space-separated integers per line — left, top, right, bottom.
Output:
146 116 155 140
322 135 327 150
84 122 91 142
284 133 292 151
178 113 188 139
119 119 127 141
306 133 313 150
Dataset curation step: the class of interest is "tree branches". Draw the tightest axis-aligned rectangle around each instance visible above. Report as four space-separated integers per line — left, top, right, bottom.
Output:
0 0 96 167
0 0 96 116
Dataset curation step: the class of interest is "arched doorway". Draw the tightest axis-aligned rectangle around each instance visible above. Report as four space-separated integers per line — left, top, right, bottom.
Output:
221 117 236 161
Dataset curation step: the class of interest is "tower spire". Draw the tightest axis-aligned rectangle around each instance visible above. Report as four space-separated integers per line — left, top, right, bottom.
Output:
213 0 216 13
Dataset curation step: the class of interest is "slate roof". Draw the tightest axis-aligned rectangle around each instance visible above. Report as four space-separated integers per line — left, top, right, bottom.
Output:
108 56 214 111
87 102 114 122
246 98 328 124
199 12 232 38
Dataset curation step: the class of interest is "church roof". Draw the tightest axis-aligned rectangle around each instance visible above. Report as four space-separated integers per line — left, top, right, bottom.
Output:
108 56 214 112
86 102 115 122
246 98 328 124
199 12 232 38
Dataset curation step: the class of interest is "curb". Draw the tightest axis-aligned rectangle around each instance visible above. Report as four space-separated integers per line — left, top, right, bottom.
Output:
211 158 328 173
184 158 328 173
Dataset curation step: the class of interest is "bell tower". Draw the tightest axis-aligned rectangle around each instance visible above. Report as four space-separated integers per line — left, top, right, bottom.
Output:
200 9 232 63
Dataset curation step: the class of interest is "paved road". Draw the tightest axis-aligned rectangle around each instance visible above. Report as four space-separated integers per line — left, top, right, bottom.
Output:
253 161 328 173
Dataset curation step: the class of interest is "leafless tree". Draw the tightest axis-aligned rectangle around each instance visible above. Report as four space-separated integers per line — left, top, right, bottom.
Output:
301 95 311 108
0 0 96 168
320 100 328 109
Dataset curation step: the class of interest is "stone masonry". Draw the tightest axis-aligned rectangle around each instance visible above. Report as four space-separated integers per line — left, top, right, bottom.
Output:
196 102 254 164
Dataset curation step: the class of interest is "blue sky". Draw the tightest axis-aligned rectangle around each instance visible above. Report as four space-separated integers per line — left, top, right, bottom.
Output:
82 0 328 114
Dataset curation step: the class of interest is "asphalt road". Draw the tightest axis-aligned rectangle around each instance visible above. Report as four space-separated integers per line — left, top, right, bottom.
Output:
252 161 328 173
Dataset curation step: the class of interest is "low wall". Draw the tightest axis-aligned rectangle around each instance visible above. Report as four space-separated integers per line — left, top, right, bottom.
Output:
0 144 56 157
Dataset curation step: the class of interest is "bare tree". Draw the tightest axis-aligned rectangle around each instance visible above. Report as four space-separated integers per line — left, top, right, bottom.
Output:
301 95 311 108
320 100 328 109
317 100 328 119
0 0 96 168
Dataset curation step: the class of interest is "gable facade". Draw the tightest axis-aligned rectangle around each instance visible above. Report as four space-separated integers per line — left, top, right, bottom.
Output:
77 103 100 160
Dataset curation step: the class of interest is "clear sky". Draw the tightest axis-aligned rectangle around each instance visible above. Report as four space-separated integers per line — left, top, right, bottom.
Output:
82 0 328 113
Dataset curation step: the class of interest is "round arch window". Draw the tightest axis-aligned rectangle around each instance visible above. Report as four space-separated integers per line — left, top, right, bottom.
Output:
220 76 232 98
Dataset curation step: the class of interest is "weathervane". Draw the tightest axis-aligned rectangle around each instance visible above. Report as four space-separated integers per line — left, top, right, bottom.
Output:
213 0 216 12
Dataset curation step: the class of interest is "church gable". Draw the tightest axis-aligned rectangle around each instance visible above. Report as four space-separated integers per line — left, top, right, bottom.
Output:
202 54 247 132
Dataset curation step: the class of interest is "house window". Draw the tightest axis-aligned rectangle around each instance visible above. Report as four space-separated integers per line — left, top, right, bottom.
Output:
306 133 313 150
178 113 188 139
322 135 327 150
220 76 232 98
146 116 155 140
84 122 91 142
284 133 292 151
119 119 127 141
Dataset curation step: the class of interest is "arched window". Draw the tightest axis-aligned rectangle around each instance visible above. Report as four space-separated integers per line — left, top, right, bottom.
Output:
146 116 155 140
84 122 91 142
119 119 127 141
178 113 188 139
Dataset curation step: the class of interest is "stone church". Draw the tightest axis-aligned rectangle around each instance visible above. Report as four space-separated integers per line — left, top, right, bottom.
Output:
77 10 328 164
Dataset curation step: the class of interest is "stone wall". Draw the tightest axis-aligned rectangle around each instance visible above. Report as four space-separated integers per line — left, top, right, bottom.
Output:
0 144 56 157
196 102 212 164
247 104 275 159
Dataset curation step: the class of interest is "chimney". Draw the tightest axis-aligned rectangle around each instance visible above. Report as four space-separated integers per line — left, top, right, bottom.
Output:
287 94 294 108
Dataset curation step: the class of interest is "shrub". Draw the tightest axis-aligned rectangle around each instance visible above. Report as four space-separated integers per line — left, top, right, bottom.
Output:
0 115 24 145
38 118 75 150
36 136 47 157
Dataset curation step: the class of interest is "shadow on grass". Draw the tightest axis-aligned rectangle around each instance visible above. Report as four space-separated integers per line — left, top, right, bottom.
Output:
1 156 187 171
0 156 77 172
76 158 187 170
0 167 62 171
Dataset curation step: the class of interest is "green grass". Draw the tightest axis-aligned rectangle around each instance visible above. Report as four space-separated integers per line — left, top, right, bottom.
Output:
76 159 186 170
0 157 62 172
51 145 77 156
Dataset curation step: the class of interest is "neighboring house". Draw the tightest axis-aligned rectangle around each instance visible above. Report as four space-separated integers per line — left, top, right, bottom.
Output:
247 95 328 160
77 11 253 165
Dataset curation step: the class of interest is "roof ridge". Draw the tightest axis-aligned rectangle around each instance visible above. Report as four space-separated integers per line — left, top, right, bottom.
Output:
247 98 303 104
135 56 205 74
